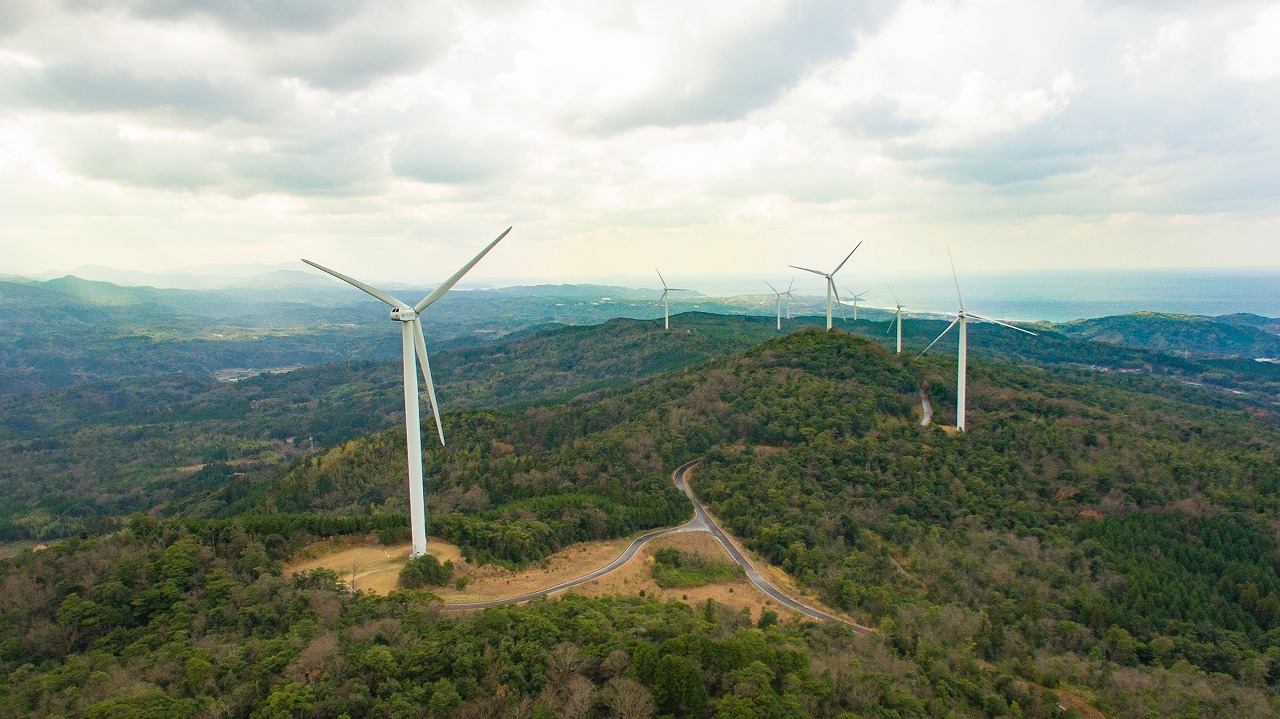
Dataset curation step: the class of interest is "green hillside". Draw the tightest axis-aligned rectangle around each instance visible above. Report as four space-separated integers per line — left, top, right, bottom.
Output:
0 315 782 539
1054 312 1280 358
254 326 1280 715
5 327 1280 717
6 310 1280 543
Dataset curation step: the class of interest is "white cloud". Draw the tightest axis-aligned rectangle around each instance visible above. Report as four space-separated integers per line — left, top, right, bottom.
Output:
1121 18 1191 78
0 0 1277 279
1224 4 1280 80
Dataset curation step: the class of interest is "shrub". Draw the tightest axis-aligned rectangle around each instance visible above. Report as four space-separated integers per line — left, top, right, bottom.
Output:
399 555 454 588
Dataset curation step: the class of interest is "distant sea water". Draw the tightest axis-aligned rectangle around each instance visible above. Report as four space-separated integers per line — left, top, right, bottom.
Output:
678 269 1280 323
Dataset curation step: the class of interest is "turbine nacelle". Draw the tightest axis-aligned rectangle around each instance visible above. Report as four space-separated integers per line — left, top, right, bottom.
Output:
390 307 419 321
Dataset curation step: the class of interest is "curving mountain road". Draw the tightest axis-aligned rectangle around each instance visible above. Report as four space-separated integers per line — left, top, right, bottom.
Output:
441 460 871 633
670 460 864 628
440 515 703 611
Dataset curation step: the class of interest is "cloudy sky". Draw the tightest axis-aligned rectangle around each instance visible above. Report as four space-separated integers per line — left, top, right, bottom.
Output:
1 0 1278 286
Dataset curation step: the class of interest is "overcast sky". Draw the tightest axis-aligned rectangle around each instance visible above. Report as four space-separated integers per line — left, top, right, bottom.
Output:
2 0 1278 286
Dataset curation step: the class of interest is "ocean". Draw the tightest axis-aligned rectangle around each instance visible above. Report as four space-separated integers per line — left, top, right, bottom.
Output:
674 269 1280 323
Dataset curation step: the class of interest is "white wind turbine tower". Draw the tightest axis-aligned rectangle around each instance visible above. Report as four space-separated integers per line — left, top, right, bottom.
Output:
791 242 861 330
655 268 690 330
887 287 905 354
842 288 869 321
919 249 1036 432
302 227 512 558
764 279 795 330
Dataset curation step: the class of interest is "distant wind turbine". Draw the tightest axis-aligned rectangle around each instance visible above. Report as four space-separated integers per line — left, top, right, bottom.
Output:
842 288 869 321
655 268 690 330
919 248 1036 432
764 279 795 330
303 227 512 558
886 287 904 354
791 242 861 330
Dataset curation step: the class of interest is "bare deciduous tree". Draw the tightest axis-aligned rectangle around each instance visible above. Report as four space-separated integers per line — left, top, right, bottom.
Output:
603 677 654 719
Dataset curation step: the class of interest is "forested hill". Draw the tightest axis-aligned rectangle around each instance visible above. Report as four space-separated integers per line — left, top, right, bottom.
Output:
260 324 1280 714
5 327 1280 716
1052 311 1280 358
258 328 921 565
0 314 780 540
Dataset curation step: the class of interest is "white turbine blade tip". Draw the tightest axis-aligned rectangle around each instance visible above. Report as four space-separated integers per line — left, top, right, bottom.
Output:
832 241 862 274
414 227 512 313
969 313 1038 335
301 259 410 310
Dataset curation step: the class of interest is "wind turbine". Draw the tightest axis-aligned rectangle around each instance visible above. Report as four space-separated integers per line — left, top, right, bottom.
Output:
886 287 904 354
842 288 869 321
655 268 690 330
791 242 861 330
302 227 512 558
919 249 1036 432
764 279 795 330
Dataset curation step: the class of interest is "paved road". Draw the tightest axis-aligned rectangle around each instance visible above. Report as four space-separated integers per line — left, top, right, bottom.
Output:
919 389 933 426
440 517 701 611
671 460 867 630
442 460 871 634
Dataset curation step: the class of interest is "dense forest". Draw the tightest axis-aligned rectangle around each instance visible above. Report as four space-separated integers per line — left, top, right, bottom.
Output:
4 319 1280 716
0 524 1073 719
1052 312 1280 359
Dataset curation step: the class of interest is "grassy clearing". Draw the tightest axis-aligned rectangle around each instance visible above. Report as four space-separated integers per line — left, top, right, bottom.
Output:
651 546 743 588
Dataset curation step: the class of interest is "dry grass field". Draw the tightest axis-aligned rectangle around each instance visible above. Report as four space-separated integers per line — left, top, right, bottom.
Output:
285 535 462 595
284 527 848 626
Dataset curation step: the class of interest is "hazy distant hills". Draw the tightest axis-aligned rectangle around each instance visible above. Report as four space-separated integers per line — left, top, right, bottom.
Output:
29 262 317 289
1052 311 1280 359
0 276 793 394
3 273 1279 396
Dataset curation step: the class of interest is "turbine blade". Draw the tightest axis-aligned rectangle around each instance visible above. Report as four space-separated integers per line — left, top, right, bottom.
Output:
887 285 899 306
411 319 446 446
946 246 965 312
302 259 411 310
968 313 1038 336
832 282 847 321
789 265 827 277
414 227 512 313
831 241 862 275
668 287 691 292
764 281 778 295
655 267 668 290
787 277 795 293
919 318 959 356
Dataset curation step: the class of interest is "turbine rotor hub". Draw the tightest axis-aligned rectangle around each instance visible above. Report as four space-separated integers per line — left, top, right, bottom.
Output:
390 307 418 321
